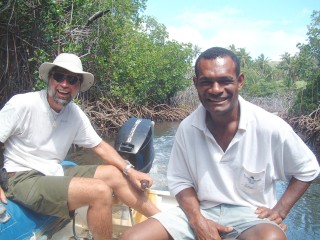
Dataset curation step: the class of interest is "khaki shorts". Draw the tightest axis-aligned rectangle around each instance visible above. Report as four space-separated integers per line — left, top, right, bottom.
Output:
152 204 285 239
5 165 97 219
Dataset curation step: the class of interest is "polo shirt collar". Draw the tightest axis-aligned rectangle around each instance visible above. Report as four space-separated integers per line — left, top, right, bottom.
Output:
238 95 249 131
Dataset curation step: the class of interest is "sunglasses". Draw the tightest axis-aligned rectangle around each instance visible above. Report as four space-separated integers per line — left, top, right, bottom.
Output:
52 72 80 85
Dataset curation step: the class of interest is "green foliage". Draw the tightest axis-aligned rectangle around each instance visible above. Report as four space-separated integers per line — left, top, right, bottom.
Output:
290 76 320 115
242 79 287 97
294 80 308 90
1 0 196 107
306 11 320 65
1 1 319 113
109 31 194 104
87 14 196 105
231 46 286 97
289 10 320 115
234 10 320 116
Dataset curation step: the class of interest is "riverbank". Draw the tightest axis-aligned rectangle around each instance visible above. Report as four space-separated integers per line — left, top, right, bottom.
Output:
80 97 319 161
81 99 190 137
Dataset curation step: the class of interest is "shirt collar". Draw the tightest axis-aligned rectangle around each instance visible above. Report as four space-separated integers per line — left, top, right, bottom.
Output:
238 95 249 131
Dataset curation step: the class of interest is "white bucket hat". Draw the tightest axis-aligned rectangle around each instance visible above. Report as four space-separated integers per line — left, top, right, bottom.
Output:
39 53 94 92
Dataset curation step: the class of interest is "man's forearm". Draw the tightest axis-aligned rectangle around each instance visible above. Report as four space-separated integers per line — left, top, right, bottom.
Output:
91 140 127 170
176 187 202 223
273 177 312 219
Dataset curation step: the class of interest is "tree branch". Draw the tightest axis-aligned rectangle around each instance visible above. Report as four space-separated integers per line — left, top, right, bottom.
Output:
85 10 110 27
0 0 12 15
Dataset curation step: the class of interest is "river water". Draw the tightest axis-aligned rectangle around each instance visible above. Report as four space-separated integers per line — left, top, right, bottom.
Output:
69 121 320 240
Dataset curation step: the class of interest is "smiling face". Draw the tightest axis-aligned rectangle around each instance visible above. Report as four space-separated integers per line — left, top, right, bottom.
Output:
193 56 244 120
47 67 82 112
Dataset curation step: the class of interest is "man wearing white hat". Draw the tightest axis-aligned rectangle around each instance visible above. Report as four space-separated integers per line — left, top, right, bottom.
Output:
0 53 160 239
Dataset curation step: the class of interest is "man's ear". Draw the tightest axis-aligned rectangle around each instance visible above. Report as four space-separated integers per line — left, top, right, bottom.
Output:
193 75 197 86
237 73 245 90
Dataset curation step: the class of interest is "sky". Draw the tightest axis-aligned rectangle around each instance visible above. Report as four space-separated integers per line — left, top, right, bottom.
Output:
143 0 320 61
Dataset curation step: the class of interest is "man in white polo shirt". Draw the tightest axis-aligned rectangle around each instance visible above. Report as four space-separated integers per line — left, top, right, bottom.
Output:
121 47 319 240
0 53 159 240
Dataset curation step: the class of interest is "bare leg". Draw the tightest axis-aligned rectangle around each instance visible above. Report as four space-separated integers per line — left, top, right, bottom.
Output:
120 218 172 240
67 165 159 239
237 223 286 240
94 165 160 217
68 177 113 240
120 218 238 240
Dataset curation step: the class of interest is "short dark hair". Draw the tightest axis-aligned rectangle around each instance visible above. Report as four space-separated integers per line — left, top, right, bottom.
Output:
194 47 240 78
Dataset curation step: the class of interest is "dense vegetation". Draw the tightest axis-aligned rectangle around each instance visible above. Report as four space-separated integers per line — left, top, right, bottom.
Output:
0 1 319 151
236 11 320 116
0 0 198 107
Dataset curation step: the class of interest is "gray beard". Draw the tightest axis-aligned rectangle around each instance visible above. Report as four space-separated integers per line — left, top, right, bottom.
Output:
47 88 72 107
53 95 70 106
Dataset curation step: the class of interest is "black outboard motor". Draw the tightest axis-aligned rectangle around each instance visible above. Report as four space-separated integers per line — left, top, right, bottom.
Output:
114 117 154 173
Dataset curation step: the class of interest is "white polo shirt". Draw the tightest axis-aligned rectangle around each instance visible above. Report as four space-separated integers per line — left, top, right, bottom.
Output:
0 90 102 176
167 96 319 209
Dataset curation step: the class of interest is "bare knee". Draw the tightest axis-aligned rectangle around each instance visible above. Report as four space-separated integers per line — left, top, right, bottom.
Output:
94 165 125 187
238 223 286 240
68 178 113 211
91 180 112 203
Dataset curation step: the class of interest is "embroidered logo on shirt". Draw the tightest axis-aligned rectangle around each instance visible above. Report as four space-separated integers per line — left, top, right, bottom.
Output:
239 167 265 193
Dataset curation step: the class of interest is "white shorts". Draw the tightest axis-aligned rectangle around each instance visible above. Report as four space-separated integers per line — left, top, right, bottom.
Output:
152 204 285 239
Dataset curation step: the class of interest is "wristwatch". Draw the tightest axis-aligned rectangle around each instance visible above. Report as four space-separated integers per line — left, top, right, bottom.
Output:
123 160 134 176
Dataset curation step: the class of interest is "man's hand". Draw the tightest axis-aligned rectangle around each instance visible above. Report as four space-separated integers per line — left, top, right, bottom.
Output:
126 168 153 191
255 207 287 231
190 214 233 240
0 187 7 204
175 188 233 240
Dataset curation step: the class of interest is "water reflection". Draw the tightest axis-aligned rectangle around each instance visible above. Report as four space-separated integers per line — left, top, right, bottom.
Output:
149 121 179 191
277 180 320 239
150 121 320 240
